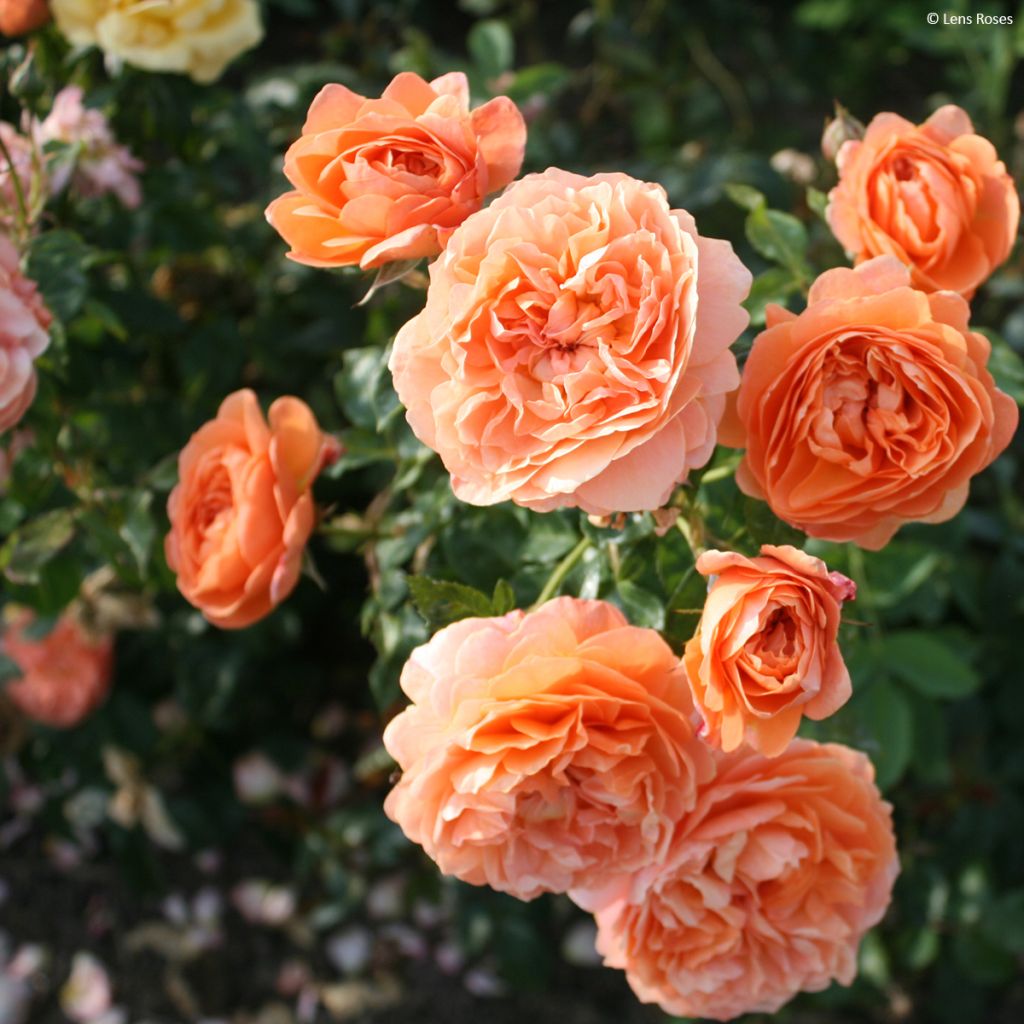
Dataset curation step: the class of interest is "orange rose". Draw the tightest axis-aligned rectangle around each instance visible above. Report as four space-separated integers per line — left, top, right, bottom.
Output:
684 544 854 756
383 597 715 905
827 105 1019 297
594 740 899 1022
0 0 50 35
164 389 339 629
390 169 751 514
722 257 1019 549
2 608 113 728
265 72 525 270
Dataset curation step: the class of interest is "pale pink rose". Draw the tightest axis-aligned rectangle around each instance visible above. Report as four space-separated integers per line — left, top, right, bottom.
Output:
383 597 715 905
594 740 899 1021
38 86 142 208
390 169 751 514
0 236 50 433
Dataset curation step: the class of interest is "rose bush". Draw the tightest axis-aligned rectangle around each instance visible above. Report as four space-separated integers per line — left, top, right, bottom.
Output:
0 4 1022 1023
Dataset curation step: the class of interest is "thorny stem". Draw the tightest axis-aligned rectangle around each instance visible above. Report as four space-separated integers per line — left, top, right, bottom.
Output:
533 536 591 608
0 130 30 241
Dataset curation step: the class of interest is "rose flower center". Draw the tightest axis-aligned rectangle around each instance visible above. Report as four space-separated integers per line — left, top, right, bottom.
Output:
806 337 949 474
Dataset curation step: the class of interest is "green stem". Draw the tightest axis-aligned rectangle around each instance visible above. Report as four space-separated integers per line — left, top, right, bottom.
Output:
0 130 30 240
533 536 591 608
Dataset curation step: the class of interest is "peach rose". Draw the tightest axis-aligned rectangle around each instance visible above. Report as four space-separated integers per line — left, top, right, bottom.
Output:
0 0 50 35
684 544 855 757
164 389 339 629
390 169 751 514
0 236 51 433
827 105 1019 298
721 257 1019 549
383 597 715 905
594 740 899 1021
2 608 114 728
265 72 525 270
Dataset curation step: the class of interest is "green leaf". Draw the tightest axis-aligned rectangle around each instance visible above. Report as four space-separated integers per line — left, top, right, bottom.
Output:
980 889 1024 955
881 631 981 699
505 63 570 101
1 508 78 585
615 580 665 630
491 578 517 614
356 258 422 307
745 267 800 326
856 678 913 789
983 331 1024 404
723 182 766 211
120 490 156 575
335 346 401 432
26 230 92 323
742 496 805 548
745 206 810 277
407 575 495 628
806 186 829 219
468 19 514 76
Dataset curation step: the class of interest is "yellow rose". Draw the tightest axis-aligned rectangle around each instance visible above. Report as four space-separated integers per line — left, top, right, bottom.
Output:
52 0 263 84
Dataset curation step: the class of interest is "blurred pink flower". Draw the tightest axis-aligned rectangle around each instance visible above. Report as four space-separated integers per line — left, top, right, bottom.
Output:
38 87 142 208
231 879 296 927
60 953 124 1024
233 751 285 805
0 237 50 434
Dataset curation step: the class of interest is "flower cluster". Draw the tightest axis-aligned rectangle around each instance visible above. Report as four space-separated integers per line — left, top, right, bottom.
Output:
383 597 899 1020
0 13 1018 1018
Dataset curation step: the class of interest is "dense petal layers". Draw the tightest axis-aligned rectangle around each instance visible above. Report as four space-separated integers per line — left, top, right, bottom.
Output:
390 169 751 513
383 597 715 904
164 389 339 629
722 256 1019 548
265 72 526 269
2 608 114 728
827 105 1019 297
51 0 263 83
594 740 899 1021
684 544 855 756
0 236 51 433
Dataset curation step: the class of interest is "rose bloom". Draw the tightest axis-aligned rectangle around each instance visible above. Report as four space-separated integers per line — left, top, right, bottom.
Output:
827 105 1019 298
721 257 1019 549
594 740 899 1022
266 71 526 270
2 608 114 729
684 544 855 757
0 0 50 35
0 235 51 433
390 169 751 514
51 0 263 84
164 389 339 629
383 597 715 905
38 86 143 208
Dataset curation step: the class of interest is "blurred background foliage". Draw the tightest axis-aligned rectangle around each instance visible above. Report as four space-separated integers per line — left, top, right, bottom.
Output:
1 0 1024 1021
